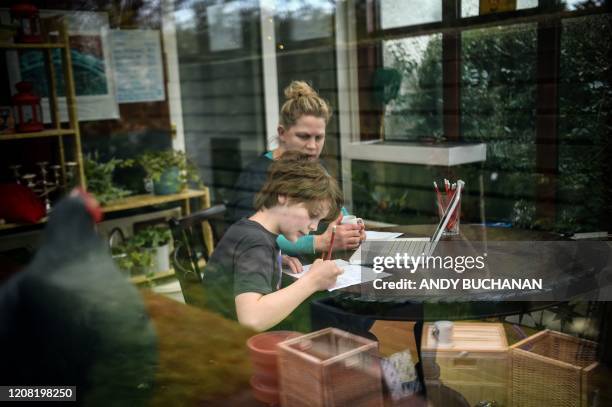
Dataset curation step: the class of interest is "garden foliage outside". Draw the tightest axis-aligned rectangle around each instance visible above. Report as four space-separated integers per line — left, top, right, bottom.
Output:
353 14 610 232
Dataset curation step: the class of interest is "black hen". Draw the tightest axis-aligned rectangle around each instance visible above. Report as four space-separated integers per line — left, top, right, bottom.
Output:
0 191 158 406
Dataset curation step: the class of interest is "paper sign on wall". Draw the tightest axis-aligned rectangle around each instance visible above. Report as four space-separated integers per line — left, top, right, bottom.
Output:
111 30 166 104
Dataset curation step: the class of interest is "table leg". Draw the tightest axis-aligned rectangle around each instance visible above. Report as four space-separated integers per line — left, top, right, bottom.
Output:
413 320 426 396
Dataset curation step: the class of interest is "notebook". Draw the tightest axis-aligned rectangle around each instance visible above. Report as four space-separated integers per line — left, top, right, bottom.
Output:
350 180 464 265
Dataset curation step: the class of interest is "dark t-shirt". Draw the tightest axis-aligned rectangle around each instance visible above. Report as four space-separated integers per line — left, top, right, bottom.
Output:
202 218 281 320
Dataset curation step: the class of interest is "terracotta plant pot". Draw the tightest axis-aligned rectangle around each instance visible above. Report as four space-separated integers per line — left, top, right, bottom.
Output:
247 331 301 404
250 376 279 405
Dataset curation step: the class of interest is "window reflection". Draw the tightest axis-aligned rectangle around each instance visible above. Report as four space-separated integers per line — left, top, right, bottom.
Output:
382 35 443 141
380 0 442 29
462 0 538 18
557 14 611 231
562 0 606 10
275 0 335 41
461 23 537 224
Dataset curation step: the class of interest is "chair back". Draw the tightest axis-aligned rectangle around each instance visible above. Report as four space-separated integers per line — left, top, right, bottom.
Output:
168 205 226 306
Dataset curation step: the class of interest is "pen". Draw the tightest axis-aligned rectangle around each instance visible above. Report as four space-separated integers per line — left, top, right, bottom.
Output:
434 181 444 216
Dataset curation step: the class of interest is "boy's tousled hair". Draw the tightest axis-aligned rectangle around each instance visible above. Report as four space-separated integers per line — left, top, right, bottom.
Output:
254 151 343 222
279 81 332 128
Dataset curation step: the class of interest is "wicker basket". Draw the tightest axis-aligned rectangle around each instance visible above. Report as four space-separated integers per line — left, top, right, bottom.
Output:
510 329 599 407
277 328 383 407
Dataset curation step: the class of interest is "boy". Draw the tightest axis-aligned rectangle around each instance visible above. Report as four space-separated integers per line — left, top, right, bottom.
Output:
203 151 344 331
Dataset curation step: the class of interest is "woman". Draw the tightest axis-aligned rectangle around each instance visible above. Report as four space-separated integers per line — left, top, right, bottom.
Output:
228 81 364 256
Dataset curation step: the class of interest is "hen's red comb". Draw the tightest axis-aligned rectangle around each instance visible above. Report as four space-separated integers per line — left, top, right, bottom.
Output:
70 187 103 223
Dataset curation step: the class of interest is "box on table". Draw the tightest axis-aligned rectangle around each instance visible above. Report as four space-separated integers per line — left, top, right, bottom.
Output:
510 329 599 407
422 322 508 406
277 327 383 407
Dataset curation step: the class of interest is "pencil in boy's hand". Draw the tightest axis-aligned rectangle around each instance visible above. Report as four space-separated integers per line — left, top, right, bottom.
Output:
326 225 337 260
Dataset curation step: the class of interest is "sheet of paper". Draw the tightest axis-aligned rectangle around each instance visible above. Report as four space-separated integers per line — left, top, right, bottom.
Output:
284 259 390 291
366 231 403 240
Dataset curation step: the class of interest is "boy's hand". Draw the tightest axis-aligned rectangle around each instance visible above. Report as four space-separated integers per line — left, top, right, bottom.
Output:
305 259 343 291
282 255 303 274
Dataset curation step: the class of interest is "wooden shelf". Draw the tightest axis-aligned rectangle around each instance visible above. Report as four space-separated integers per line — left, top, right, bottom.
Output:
130 269 176 285
0 42 65 49
0 189 209 232
102 189 208 213
0 128 76 141
0 218 47 231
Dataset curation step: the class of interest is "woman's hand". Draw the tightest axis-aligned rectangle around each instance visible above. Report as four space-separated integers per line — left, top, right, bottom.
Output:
282 255 303 274
303 259 343 291
314 215 366 251
357 220 366 242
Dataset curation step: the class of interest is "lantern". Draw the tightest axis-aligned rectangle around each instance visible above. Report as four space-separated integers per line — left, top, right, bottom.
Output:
10 1 42 44
12 81 44 133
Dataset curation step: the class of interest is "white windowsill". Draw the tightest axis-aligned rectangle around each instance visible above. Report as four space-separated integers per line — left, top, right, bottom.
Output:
345 141 487 166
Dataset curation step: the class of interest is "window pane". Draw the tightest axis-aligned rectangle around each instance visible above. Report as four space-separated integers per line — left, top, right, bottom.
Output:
381 34 443 141
557 14 611 231
462 0 538 18
275 0 334 42
381 0 442 29
562 0 605 10
461 23 537 225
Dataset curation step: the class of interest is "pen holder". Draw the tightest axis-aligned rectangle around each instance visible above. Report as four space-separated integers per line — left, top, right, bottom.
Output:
436 195 461 237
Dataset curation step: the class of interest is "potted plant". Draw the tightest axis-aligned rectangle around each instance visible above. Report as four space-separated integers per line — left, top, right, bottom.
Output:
136 150 199 195
84 153 134 204
132 226 173 274
112 241 154 277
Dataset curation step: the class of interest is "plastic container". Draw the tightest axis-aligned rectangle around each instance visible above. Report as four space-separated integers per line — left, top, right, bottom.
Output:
277 328 383 407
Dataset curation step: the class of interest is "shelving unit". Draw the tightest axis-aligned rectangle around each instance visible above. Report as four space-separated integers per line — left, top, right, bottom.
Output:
1 18 211 219
0 18 215 269
0 42 65 49
129 269 175 285
0 16 86 189
0 188 211 232
0 128 76 140
102 189 210 214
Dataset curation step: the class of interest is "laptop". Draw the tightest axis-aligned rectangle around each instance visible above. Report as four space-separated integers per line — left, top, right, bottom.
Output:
349 180 464 265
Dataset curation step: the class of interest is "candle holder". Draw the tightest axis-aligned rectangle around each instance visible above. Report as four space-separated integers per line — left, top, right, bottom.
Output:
65 161 78 189
10 164 22 184
22 173 36 189
12 162 65 213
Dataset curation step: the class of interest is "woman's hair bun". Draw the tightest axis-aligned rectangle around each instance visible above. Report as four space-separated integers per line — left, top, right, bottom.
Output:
279 80 331 127
284 80 316 100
